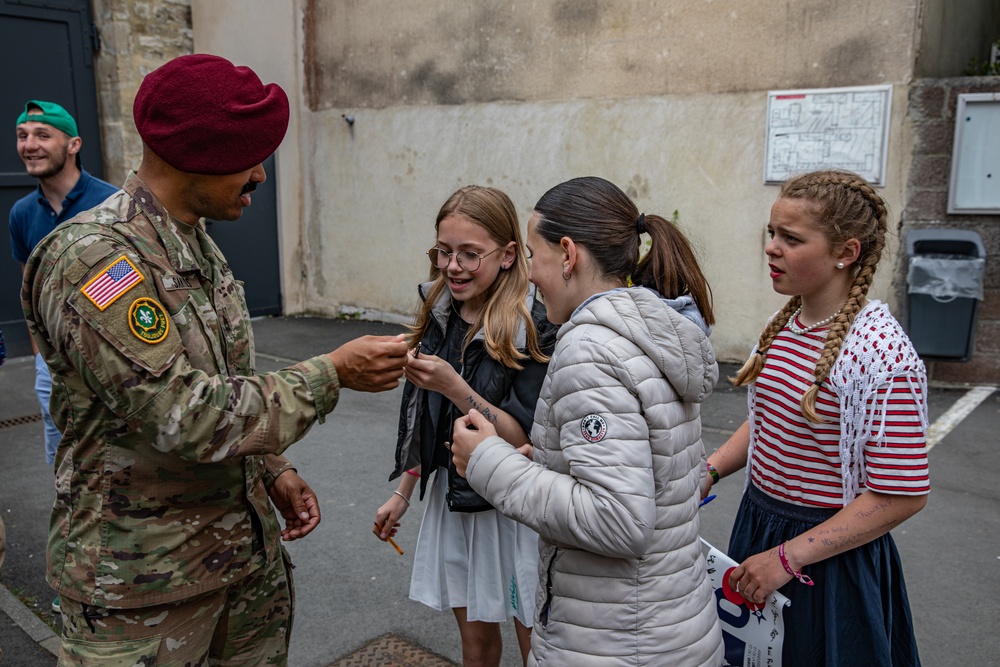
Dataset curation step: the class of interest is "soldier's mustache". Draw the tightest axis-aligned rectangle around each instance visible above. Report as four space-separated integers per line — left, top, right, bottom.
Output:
241 182 258 195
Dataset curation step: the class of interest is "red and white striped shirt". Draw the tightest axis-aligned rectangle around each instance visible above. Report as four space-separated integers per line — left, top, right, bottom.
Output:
749 317 930 508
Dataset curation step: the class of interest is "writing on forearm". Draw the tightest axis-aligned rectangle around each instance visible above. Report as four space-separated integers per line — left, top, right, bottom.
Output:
854 497 892 520
818 518 900 550
465 396 499 423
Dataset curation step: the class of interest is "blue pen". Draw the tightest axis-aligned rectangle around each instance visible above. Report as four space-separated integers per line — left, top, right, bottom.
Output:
699 494 716 508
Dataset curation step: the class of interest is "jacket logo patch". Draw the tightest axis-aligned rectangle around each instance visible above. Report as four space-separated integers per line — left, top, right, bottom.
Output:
581 414 607 443
80 255 144 311
128 297 170 344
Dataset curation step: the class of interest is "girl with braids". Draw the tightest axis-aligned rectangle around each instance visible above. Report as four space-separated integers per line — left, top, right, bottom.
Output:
451 177 724 666
376 185 556 667
706 170 928 666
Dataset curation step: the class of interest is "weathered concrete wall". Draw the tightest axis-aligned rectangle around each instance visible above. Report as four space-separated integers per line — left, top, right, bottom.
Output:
91 0 193 186
189 0 917 363
304 91 909 362
305 0 919 108
900 78 1000 384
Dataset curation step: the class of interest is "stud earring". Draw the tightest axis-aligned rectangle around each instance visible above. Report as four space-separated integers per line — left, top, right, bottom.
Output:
837 262 845 269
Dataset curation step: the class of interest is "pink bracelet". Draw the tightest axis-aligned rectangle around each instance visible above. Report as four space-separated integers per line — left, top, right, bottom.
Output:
778 542 814 586
405 469 420 477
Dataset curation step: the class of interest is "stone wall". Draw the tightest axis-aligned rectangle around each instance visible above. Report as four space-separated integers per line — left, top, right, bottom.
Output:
902 77 1000 385
91 0 194 186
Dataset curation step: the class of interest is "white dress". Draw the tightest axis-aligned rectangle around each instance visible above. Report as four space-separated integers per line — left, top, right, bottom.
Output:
408 466 539 626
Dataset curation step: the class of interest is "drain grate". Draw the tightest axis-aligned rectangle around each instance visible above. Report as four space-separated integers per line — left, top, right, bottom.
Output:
0 413 43 430
327 633 456 667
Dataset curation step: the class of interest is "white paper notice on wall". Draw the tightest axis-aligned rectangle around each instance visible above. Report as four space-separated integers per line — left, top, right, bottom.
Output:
764 85 892 186
948 93 1000 214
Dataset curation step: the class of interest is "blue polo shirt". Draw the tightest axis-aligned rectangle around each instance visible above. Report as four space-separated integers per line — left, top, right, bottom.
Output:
9 169 119 263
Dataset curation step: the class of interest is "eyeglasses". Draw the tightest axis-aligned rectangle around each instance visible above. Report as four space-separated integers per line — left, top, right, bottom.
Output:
427 246 502 272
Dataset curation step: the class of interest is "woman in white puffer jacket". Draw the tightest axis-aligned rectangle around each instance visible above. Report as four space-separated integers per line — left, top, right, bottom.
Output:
452 177 724 666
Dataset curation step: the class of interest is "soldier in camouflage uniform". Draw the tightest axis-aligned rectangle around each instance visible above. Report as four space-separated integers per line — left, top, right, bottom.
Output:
21 54 408 666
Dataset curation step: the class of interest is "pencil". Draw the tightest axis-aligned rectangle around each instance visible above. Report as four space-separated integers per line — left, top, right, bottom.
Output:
374 521 404 555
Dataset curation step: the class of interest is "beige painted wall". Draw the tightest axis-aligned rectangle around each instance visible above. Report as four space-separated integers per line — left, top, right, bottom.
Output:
191 0 914 363
305 91 908 362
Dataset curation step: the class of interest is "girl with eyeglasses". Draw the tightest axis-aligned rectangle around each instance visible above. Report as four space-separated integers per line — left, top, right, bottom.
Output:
375 185 557 667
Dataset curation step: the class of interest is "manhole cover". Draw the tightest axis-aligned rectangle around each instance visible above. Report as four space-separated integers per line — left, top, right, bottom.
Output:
327 633 456 667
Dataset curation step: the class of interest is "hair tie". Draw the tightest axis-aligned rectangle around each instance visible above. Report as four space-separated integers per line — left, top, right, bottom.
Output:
636 213 646 235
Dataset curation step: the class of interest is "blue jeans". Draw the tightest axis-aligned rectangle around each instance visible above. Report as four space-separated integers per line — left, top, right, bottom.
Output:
35 353 61 466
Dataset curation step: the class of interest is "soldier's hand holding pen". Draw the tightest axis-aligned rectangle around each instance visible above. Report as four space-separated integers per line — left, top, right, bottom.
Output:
327 333 408 391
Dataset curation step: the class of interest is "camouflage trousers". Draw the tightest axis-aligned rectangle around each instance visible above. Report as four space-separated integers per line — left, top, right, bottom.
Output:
57 547 295 667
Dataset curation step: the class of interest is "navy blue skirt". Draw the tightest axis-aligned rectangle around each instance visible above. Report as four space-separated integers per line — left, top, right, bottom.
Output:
727 484 921 667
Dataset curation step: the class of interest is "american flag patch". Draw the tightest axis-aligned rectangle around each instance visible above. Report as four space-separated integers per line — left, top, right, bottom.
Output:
80 255 144 311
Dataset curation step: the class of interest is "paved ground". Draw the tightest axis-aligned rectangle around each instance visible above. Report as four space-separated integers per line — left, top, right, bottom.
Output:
1 316 998 665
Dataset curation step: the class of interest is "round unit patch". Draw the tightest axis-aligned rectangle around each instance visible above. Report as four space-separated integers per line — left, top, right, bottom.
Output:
580 414 607 443
128 297 170 344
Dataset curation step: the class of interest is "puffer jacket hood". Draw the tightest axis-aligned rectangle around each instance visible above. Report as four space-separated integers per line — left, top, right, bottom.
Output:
566 287 718 404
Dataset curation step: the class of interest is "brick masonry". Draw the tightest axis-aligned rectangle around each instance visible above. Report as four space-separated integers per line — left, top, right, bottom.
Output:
901 77 1000 385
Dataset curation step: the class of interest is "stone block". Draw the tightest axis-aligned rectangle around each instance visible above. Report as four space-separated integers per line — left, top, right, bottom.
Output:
978 288 1000 320
908 81 945 121
908 155 952 189
901 189 948 221
911 121 953 156
974 320 1000 354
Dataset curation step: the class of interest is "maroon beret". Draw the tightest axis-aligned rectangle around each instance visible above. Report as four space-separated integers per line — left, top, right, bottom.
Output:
134 54 289 175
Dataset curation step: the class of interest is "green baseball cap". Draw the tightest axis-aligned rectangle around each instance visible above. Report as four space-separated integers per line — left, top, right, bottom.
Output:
16 100 79 138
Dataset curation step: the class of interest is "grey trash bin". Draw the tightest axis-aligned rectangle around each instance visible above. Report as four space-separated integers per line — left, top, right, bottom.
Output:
904 229 985 361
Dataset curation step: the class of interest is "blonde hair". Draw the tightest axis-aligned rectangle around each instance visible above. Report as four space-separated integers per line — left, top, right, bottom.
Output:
410 185 548 369
732 170 889 422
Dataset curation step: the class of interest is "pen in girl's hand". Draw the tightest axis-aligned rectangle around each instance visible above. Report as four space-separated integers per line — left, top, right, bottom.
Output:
699 494 716 508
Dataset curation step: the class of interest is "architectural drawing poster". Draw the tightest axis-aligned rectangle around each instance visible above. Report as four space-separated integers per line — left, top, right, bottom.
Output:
765 85 892 186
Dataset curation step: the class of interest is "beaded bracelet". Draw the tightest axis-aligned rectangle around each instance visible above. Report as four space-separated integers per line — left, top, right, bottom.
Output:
707 463 720 485
778 542 813 586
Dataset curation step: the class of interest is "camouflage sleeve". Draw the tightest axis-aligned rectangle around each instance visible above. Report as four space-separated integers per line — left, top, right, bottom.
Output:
27 233 340 462
263 454 297 488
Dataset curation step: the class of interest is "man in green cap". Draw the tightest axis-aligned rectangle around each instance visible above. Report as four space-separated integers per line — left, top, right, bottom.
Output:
9 100 118 612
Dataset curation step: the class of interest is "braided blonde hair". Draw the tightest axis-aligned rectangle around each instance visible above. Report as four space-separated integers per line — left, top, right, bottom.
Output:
732 170 889 423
